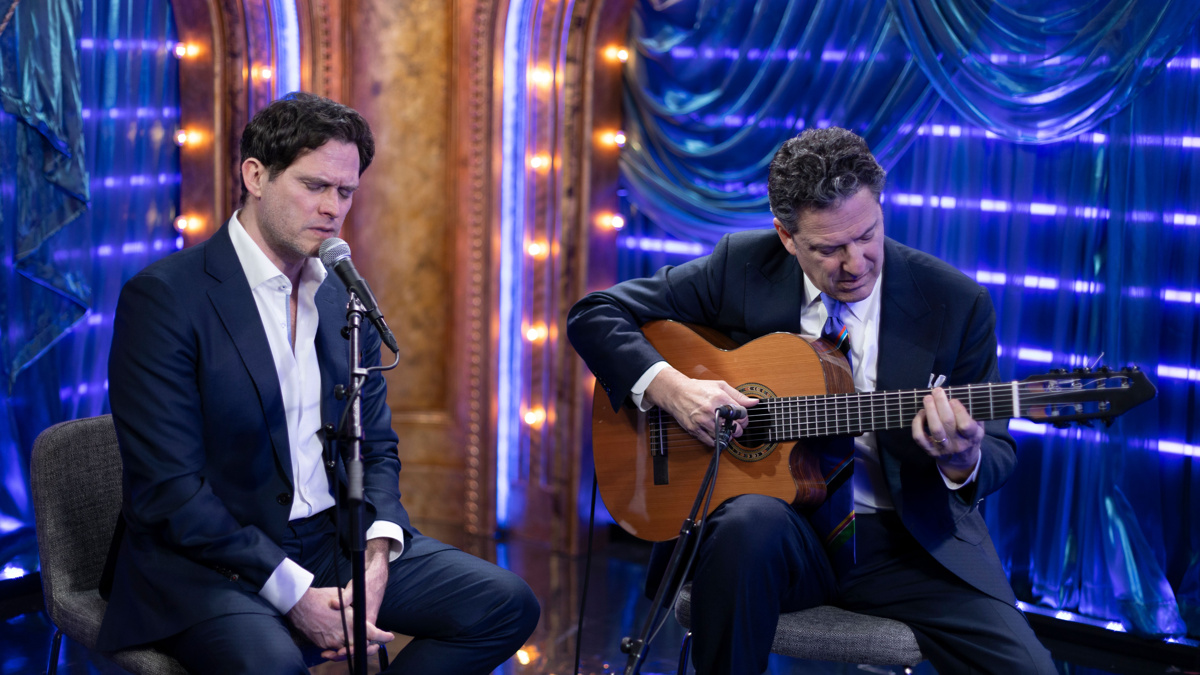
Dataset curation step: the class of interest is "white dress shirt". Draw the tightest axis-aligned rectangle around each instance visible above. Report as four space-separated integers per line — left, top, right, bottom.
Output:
631 266 980 515
227 213 403 615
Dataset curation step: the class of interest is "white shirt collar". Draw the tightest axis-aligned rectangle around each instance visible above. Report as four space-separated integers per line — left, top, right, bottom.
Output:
227 211 327 291
801 268 883 323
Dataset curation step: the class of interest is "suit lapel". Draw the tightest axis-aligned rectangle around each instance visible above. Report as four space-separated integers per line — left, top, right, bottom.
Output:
877 238 942 391
204 226 294 486
315 279 349 436
877 238 946 485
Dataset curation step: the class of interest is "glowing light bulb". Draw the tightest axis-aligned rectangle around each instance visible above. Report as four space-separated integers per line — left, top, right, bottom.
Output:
529 154 550 170
525 324 548 342
524 408 546 426
185 43 200 57
174 216 195 232
604 46 619 61
174 43 187 58
259 67 272 80
617 48 629 62
175 130 189 146
614 131 627 146
531 68 553 87
516 650 531 666
526 242 547 258
610 215 626 230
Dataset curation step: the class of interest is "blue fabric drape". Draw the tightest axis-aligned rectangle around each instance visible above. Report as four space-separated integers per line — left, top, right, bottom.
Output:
621 0 940 243
0 0 179 577
619 0 1199 638
0 0 90 385
891 0 1200 143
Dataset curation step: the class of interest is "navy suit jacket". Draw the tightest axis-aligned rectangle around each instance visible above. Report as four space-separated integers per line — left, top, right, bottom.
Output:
97 225 448 651
566 231 1019 604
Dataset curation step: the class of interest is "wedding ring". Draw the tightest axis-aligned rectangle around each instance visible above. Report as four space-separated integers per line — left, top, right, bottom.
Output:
931 435 948 445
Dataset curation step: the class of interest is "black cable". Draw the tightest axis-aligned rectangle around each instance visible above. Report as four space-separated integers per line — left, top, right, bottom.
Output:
574 475 599 675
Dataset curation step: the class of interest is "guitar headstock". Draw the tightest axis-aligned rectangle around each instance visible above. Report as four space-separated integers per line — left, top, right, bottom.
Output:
1018 366 1157 428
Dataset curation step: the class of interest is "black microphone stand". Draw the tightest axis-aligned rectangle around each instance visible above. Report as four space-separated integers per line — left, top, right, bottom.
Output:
620 408 741 675
340 291 369 675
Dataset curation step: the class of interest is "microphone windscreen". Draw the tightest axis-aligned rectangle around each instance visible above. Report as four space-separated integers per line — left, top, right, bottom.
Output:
318 237 352 268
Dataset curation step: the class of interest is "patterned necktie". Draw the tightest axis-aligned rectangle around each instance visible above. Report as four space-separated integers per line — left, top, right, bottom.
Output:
821 294 852 371
812 293 855 575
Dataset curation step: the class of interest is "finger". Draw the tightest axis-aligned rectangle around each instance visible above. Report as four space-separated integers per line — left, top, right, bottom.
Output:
949 400 984 443
366 626 394 643
921 395 948 446
911 408 933 451
719 382 757 407
930 388 957 436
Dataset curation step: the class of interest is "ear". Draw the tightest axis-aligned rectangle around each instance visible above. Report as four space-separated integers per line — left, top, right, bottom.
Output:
241 158 267 199
773 218 797 256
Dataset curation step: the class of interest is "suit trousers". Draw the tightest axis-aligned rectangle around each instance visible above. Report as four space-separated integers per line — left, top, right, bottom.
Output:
686 495 1056 675
160 510 540 675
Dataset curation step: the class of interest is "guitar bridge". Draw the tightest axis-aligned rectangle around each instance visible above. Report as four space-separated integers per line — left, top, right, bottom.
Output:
650 407 669 485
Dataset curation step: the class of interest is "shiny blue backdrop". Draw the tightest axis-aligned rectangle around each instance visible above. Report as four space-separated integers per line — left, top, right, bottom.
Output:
0 0 180 580
616 0 1199 640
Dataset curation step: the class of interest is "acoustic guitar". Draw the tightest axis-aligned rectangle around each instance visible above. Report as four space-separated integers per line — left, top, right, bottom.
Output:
590 320 1157 542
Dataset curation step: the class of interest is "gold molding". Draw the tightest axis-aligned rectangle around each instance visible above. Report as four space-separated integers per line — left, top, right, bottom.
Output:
450 0 505 538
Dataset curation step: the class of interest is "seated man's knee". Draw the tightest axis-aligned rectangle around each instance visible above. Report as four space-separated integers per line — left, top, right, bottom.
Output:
705 495 801 553
487 570 541 645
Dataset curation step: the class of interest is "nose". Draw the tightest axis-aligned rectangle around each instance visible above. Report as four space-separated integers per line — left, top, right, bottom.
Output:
319 190 340 218
842 243 868 277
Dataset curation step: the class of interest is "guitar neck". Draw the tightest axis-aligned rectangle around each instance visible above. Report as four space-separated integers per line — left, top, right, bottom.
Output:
757 382 1022 440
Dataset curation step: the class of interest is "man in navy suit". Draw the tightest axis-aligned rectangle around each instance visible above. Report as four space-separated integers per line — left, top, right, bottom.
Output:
567 128 1055 674
98 93 539 674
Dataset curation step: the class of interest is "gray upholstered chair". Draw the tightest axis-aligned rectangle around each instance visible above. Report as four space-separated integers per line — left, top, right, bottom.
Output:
31 414 388 674
674 582 924 672
32 414 189 675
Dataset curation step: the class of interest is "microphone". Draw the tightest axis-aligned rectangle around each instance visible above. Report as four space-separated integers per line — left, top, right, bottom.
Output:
318 238 400 354
715 404 747 420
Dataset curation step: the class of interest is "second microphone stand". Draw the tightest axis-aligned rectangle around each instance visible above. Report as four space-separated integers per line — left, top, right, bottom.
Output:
620 406 743 674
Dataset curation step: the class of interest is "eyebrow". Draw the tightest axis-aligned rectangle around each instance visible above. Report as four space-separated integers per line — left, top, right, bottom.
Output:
299 176 359 192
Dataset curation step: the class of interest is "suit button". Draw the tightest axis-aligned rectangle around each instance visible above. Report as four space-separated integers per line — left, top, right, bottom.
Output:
230 573 239 581
276 492 292 505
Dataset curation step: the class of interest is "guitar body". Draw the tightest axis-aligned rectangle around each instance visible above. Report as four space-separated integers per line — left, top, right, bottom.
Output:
591 320 854 542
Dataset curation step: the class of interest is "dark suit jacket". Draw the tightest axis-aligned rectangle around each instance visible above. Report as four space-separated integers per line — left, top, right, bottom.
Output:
97 225 448 651
566 231 1018 604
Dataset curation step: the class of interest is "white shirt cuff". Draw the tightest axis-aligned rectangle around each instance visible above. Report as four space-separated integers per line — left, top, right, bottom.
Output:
938 450 982 490
366 520 406 561
260 557 314 615
630 361 670 412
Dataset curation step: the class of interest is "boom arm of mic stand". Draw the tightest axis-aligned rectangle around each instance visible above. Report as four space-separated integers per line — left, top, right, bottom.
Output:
620 414 738 675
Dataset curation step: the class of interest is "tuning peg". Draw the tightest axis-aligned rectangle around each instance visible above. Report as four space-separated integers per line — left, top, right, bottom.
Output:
1074 367 1091 374
1051 368 1068 375
1052 421 1071 429
1098 365 1112 374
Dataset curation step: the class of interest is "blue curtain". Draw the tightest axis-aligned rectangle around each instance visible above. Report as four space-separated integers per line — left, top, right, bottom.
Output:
0 0 180 579
618 0 1199 638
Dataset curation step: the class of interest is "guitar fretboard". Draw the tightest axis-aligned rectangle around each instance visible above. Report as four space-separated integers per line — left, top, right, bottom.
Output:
749 382 1022 442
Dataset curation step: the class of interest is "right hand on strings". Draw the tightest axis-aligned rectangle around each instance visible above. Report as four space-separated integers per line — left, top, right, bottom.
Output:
643 366 757 447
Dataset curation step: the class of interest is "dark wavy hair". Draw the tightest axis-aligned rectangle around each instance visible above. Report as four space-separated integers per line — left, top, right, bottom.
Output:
767 127 886 234
238 92 375 203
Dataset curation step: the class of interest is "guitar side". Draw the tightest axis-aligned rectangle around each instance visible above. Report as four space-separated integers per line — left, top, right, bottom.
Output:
590 320 852 542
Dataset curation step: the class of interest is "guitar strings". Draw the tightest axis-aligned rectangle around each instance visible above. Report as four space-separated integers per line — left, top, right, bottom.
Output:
641 380 1130 445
